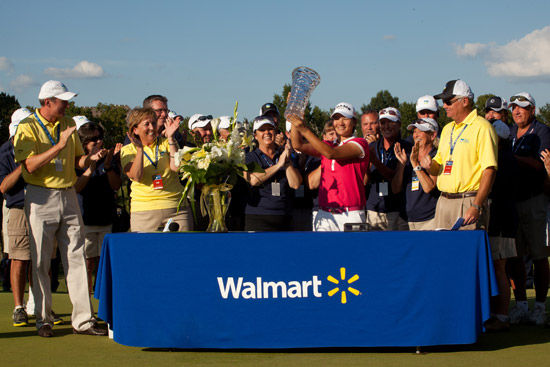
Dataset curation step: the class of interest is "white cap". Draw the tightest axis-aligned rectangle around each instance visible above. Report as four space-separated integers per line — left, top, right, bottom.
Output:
168 110 177 119
509 92 536 108
38 80 77 100
253 116 276 132
188 114 213 130
73 115 91 130
493 120 510 140
379 107 401 122
416 95 439 112
285 121 292 132
434 79 474 100
218 116 231 130
9 108 32 138
331 102 355 119
407 118 439 132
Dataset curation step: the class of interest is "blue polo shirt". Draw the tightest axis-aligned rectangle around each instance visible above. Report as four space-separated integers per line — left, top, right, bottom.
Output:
400 148 439 222
245 148 292 216
510 119 550 200
0 140 25 208
366 139 411 216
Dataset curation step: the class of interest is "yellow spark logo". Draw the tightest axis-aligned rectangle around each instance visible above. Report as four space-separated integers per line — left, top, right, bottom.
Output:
327 267 360 304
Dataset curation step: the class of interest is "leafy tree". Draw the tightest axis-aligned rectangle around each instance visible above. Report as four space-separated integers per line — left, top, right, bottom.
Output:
360 90 400 114
475 94 495 117
0 92 21 143
538 103 550 126
398 101 416 138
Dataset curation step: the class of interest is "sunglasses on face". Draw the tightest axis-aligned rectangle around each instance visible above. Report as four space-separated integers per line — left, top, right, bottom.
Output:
153 108 169 114
380 109 398 116
443 97 462 106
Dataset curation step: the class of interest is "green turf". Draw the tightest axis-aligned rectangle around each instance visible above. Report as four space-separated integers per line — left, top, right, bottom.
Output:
1 280 549 367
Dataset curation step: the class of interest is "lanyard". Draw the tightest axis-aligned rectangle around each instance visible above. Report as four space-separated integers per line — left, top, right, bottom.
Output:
449 123 468 157
143 138 159 169
512 125 535 153
34 112 60 146
258 150 279 168
377 139 392 165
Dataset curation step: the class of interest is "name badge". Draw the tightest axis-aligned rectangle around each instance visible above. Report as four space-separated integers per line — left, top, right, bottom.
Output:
411 176 420 191
378 182 388 197
54 158 63 172
152 174 164 190
271 182 281 197
444 161 453 175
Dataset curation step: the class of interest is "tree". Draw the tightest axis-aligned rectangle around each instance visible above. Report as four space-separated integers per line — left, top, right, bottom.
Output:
475 94 495 117
0 93 21 143
360 90 400 114
398 101 416 138
538 103 550 126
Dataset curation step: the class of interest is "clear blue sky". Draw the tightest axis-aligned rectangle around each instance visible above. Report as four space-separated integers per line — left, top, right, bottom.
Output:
2 0 550 121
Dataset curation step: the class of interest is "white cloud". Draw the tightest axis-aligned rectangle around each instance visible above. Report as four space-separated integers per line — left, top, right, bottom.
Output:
44 60 106 79
9 74 38 93
454 43 488 58
455 26 550 80
383 35 396 41
0 57 14 73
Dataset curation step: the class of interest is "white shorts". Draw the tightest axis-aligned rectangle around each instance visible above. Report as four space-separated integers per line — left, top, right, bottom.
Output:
314 209 365 232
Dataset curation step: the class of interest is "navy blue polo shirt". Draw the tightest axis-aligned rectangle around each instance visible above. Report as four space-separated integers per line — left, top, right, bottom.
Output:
510 119 550 200
488 141 519 238
304 155 321 210
76 160 118 226
245 148 292 216
366 139 411 215
0 140 25 208
400 148 439 222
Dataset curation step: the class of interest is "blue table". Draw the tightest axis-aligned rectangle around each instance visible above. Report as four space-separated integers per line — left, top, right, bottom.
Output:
95 230 497 349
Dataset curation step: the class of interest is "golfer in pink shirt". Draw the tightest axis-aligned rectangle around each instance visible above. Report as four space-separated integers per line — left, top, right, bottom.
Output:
288 102 370 231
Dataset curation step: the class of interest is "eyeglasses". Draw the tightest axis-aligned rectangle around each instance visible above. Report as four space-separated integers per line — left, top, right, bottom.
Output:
379 108 398 116
443 97 463 106
88 135 104 143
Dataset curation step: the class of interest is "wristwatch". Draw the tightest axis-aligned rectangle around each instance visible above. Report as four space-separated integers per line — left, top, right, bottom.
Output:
413 165 422 172
472 203 482 212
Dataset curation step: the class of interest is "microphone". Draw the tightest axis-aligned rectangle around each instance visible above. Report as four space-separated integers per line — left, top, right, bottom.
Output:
163 219 180 232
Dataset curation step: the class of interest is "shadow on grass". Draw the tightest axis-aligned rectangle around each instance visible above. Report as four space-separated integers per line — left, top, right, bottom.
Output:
0 325 76 339
141 325 550 354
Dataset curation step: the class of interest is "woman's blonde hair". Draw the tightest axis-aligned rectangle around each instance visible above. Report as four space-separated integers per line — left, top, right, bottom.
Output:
126 107 157 133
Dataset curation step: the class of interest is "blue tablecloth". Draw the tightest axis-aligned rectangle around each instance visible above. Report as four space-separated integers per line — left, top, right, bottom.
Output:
95 230 497 349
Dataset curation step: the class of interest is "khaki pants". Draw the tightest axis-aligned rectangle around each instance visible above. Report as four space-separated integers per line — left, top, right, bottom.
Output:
130 206 193 232
366 210 409 231
25 185 94 331
433 195 489 230
408 218 436 231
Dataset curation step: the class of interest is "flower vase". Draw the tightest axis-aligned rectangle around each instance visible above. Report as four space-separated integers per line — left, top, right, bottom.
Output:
204 188 231 233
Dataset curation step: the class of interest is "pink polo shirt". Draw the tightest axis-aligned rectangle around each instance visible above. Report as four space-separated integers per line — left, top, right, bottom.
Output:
318 137 370 209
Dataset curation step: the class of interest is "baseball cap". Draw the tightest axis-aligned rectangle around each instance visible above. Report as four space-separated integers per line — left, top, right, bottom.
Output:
253 116 276 132
9 108 32 138
416 95 439 112
434 79 474 100
407 118 439 132
38 80 78 100
218 116 231 130
168 110 177 119
379 107 401 122
73 115 91 130
188 114 213 130
492 120 510 140
260 103 279 117
509 92 536 108
485 96 508 112
331 102 355 119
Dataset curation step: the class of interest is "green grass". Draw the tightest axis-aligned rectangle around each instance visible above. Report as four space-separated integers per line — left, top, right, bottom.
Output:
1 280 549 367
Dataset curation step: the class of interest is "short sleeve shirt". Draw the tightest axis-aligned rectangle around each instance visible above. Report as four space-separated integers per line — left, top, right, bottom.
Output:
120 137 183 212
14 109 84 189
0 141 25 208
433 110 498 193
319 137 370 209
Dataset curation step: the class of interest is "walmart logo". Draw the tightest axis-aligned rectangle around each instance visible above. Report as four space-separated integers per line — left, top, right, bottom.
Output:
327 267 360 304
217 267 361 304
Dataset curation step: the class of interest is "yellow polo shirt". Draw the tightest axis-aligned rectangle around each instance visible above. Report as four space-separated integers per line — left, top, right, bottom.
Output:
433 109 498 193
14 109 84 189
120 138 183 212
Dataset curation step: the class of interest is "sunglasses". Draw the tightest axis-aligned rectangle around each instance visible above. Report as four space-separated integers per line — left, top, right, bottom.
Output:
510 95 530 103
380 109 398 116
443 97 463 106
197 115 213 121
153 108 169 114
